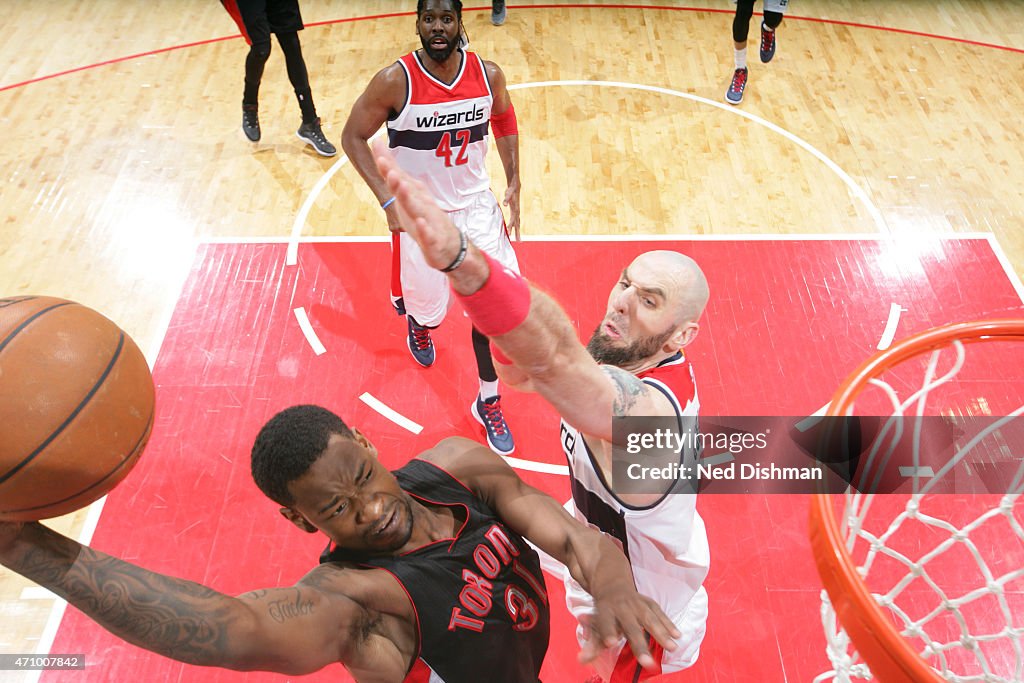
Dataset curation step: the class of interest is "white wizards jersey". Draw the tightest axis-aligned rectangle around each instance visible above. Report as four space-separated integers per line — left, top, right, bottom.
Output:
388 49 494 212
559 352 710 676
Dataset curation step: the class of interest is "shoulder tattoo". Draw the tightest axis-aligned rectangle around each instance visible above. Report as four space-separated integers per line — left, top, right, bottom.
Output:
601 365 648 416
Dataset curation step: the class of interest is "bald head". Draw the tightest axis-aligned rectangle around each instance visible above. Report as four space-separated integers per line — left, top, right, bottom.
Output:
629 250 709 325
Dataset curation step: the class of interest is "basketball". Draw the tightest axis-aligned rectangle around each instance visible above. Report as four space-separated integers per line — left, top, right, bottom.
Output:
0 296 155 521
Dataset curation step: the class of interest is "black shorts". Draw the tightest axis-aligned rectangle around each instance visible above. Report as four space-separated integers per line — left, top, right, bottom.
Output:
234 0 304 44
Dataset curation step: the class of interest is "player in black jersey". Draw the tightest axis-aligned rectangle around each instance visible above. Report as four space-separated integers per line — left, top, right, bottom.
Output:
0 405 679 682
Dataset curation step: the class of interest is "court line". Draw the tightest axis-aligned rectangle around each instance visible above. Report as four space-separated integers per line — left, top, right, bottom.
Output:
984 233 1024 305
502 456 569 476
286 130 386 266
204 232 1000 245
359 392 424 434
6 5 1023 92
509 80 889 235
877 303 904 350
293 307 327 355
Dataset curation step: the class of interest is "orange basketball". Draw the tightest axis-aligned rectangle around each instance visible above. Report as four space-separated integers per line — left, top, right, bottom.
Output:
0 296 155 521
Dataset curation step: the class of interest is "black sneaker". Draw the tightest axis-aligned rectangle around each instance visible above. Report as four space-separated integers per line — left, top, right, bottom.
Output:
725 67 748 105
242 105 260 142
759 23 777 63
296 117 337 157
406 316 435 367
491 0 507 25
472 395 515 455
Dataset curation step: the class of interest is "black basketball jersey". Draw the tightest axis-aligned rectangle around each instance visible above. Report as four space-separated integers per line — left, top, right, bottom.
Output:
320 459 549 683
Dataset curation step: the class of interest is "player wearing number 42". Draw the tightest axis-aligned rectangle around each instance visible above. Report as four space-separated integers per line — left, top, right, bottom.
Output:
341 0 523 457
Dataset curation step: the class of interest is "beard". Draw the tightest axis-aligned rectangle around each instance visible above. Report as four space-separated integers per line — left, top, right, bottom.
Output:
586 323 675 367
420 33 459 63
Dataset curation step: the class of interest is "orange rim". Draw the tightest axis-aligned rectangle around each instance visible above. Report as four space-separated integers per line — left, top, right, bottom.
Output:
810 319 1024 683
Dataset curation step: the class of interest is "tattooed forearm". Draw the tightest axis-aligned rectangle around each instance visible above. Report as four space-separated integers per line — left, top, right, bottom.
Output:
3 524 236 666
603 365 647 416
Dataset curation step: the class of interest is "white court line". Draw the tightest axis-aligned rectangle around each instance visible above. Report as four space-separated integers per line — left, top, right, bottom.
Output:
899 466 935 478
509 80 890 235
701 452 735 467
293 307 327 355
877 303 904 350
983 233 1024 305
502 456 569 476
286 130 386 266
359 392 423 434
146 241 199 367
19 587 56 600
796 402 832 431
211 232 1003 246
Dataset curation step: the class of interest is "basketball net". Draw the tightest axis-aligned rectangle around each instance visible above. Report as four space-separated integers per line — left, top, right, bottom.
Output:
809 320 1024 683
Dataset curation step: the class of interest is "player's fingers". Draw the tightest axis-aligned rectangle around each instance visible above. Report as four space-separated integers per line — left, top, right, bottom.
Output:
642 607 680 653
621 621 656 670
576 618 600 664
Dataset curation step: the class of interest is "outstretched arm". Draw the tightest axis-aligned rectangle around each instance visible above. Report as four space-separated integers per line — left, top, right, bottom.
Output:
341 65 407 233
428 438 680 670
0 522 363 675
372 143 674 441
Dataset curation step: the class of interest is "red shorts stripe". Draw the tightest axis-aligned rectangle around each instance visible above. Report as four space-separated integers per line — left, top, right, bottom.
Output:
608 635 665 683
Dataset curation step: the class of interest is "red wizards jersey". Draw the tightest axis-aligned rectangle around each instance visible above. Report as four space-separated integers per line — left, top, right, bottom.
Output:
320 460 549 683
387 49 494 211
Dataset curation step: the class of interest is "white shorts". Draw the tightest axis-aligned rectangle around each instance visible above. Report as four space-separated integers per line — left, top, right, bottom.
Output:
529 499 709 681
568 579 708 680
400 190 520 327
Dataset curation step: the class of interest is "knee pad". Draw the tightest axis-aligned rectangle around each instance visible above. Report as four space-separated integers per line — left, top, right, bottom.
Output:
248 41 271 62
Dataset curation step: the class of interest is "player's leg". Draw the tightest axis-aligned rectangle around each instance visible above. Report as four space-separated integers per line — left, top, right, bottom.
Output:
264 0 335 156
274 31 336 156
759 0 787 62
726 0 755 104
470 326 515 454
460 192 519 454
233 0 273 140
399 234 449 367
491 0 507 26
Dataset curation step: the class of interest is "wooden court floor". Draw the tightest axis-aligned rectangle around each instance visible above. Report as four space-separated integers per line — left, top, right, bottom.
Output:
2 1 1023 681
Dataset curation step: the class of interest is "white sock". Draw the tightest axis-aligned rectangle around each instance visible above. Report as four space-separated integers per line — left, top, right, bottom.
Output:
735 47 748 70
479 379 499 401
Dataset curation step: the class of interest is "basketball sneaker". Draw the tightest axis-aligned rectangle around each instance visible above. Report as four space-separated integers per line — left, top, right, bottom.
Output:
759 23 777 63
297 118 337 157
491 0 507 25
725 67 748 105
472 395 515 455
242 104 260 142
407 316 435 367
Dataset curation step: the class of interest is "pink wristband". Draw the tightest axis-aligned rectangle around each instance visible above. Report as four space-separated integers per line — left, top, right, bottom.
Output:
456 253 530 337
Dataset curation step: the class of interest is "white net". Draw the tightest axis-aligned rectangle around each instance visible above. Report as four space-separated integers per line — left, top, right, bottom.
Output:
816 334 1024 683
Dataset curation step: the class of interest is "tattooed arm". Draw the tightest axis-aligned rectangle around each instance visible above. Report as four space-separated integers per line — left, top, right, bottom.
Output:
0 522 375 676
